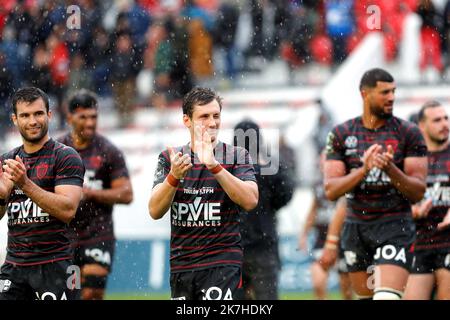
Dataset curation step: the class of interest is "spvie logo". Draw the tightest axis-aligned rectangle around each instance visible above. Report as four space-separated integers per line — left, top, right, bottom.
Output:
66 5 81 30
366 5 381 30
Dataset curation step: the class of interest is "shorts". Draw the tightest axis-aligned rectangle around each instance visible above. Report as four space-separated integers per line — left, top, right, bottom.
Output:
341 219 416 273
410 247 450 274
0 260 80 300
74 239 115 272
170 266 243 300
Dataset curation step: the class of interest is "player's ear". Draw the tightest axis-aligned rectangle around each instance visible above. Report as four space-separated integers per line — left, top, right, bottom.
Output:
183 114 191 128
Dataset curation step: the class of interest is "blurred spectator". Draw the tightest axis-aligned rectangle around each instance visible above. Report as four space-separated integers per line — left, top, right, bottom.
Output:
0 51 13 146
234 119 295 300
47 24 70 130
86 26 112 96
144 19 175 108
213 1 240 80
417 0 445 78
169 15 194 100
325 0 354 66
29 43 52 94
280 2 320 82
67 52 92 97
187 19 214 86
110 31 140 127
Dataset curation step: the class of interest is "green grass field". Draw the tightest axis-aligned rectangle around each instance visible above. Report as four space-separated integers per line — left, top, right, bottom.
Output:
105 291 344 300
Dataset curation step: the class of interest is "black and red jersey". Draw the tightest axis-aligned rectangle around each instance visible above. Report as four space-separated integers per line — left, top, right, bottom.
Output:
326 116 427 223
415 145 450 250
1 138 84 266
152 141 256 273
58 133 129 242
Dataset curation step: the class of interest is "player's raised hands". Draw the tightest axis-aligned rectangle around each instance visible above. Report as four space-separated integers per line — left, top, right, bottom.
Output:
3 156 29 188
193 124 217 169
0 162 14 198
362 144 382 174
373 145 394 171
168 146 192 179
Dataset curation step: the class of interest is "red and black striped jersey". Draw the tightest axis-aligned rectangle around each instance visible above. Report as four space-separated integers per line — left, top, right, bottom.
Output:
152 141 256 273
415 145 450 250
326 116 427 223
1 138 84 266
58 133 129 242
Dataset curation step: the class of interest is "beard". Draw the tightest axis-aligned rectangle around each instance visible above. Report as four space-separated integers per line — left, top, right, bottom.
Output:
430 136 449 146
371 105 393 119
19 124 48 143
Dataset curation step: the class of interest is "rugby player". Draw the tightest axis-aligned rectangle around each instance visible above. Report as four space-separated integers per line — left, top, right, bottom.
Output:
404 101 450 300
58 89 133 300
324 68 428 299
0 87 84 300
148 87 258 300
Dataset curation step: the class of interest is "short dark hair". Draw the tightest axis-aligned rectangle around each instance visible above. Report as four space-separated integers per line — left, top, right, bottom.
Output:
67 89 98 113
11 87 49 114
418 100 442 122
359 68 394 91
182 87 222 118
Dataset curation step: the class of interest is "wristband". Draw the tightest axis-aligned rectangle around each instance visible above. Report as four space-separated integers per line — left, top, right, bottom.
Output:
324 242 338 250
209 163 223 174
167 173 180 188
326 235 339 243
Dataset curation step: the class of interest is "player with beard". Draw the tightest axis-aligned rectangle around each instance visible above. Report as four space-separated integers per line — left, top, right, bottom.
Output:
324 68 428 299
0 87 84 300
58 89 133 300
148 87 258 300
404 101 450 300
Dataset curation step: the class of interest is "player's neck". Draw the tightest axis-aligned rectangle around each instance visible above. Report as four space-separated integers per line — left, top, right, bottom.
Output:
427 139 449 152
71 132 92 150
23 135 50 154
362 112 386 130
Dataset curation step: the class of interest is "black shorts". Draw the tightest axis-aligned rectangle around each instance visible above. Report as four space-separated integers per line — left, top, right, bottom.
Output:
170 266 243 300
341 219 416 273
74 239 115 272
0 260 80 300
410 247 450 274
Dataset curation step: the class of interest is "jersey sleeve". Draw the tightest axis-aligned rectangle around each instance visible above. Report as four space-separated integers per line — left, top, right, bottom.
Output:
55 146 85 187
405 124 427 158
325 126 345 161
233 147 257 182
108 145 130 180
152 150 171 188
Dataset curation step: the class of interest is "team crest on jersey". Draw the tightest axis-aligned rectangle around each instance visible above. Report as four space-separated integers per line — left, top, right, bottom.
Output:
345 136 358 149
384 139 399 153
89 156 103 169
35 163 49 179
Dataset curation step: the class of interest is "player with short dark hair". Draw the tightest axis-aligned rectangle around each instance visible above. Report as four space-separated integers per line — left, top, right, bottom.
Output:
58 89 133 300
148 87 259 300
0 87 84 300
324 68 428 299
404 100 450 300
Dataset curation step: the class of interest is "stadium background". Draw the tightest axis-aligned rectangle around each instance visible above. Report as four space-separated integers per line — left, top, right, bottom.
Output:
1 0 450 299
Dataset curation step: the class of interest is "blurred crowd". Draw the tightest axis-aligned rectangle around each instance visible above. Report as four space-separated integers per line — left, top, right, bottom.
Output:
1 0 450 132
